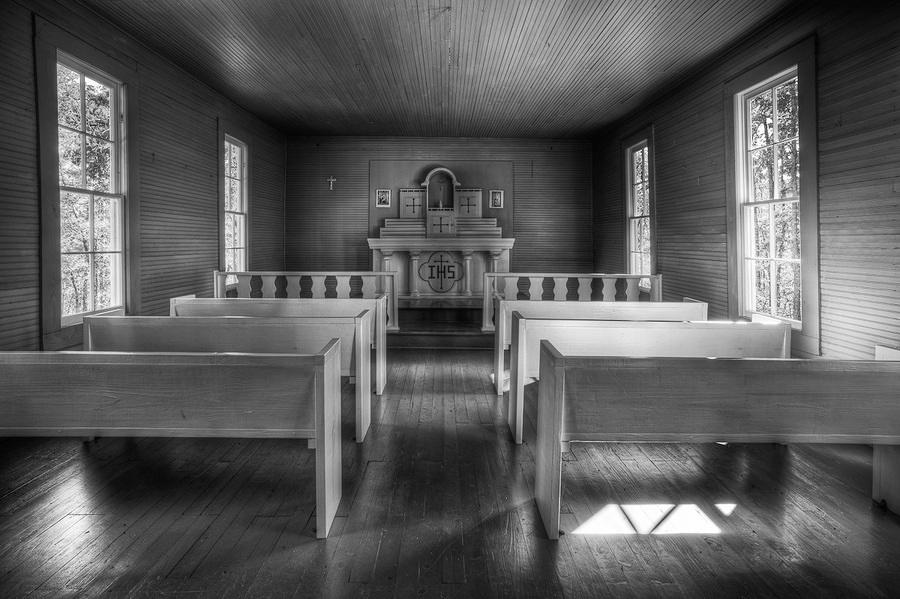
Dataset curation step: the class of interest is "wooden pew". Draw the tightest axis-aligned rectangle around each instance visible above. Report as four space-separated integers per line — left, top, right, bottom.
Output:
534 341 900 539
169 296 388 396
85 313 374 442
0 343 342 538
508 317 791 444
493 300 709 395
482 272 663 333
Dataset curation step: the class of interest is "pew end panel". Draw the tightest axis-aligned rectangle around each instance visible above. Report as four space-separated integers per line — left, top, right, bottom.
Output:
873 345 900 512
534 342 900 540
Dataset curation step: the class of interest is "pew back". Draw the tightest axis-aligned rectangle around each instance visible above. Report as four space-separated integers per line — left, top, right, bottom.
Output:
493 300 709 395
508 317 790 443
0 343 343 537
168 296 388 395
85 313 374 442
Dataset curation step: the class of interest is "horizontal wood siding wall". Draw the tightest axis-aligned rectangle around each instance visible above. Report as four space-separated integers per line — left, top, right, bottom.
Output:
0 0 285 348
0 2 41 350
286 137 592 271
592 3 900 358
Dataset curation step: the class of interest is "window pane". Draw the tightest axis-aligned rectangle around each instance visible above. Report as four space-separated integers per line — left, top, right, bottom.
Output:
776 78 798 140
775 261 801 320
632 184 646 216
85 137 112 192
226 177 242 212
775 140 799 199
61 253 91 316
749 90 773 148
751 260 771 314
58 129 83 187
60 191 90 253
94 196 121 252
225 213 235 249
774 201 800 260
57 64 82 129
751 205 770 259
233 214 246 248
638 217 651 256
93 252 122 310
84 76 111 139
632 149 644 182
750 147 774 202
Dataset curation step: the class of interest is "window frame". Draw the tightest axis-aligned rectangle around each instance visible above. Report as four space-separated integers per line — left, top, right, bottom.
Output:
725 37 819 356
56 52 126 327
222 134 249 278
36 19 140 349
623 127 655 289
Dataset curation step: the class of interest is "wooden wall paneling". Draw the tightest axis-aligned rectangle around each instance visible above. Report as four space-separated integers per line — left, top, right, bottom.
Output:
0 2 40 350
285 137 593 273
592 3 900 357
0 0 286 339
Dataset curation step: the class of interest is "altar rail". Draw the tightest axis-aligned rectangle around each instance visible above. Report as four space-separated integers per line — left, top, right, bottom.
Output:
480 273 662 332
214 270 399 331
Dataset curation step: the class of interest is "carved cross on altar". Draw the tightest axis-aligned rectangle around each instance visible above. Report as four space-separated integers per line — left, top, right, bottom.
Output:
326 176 337 190
405 196 422 215
432 216 451 233
458 198 477 215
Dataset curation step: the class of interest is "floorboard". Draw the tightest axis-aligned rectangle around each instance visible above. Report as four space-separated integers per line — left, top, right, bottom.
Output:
1 348 899 597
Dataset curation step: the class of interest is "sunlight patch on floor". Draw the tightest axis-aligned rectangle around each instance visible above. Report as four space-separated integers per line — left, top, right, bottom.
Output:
573 503 729 535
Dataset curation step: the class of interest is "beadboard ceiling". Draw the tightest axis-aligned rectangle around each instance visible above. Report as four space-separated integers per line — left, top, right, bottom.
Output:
74 0 796 138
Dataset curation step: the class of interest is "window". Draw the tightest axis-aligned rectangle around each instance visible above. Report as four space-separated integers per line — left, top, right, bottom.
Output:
625 134 653 289
727 38 818 355
736 71 800 322
223 135 248 279
56 54 124 326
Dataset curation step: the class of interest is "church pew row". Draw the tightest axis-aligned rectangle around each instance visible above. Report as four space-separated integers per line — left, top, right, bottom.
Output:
534 341 900 540
85 312 373 443
169 295 387 396
508 316 791 444
481 272 663 333
213 269 399 332
0 342 342 538
492 300 708 396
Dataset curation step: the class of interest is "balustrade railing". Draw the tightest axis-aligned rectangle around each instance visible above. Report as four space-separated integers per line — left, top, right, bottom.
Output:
214 270 400 330
481 272 662 331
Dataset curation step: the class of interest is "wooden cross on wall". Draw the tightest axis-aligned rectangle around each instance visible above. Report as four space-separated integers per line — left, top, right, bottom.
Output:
326 176 336 190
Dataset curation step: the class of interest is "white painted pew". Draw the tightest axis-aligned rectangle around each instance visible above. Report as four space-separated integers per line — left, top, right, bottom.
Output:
85 313 374 442
534 341 900 540
169 296 388 396
0 343 342 538
508 317 791 444
493 300 709 395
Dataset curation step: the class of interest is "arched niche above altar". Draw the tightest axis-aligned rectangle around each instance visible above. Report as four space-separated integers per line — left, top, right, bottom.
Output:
421 167 460 209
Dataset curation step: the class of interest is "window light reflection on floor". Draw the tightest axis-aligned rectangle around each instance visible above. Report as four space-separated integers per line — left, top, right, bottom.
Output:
573 503 729 535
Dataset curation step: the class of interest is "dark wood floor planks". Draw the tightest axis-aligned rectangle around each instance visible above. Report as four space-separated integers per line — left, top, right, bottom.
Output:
1 348 900 597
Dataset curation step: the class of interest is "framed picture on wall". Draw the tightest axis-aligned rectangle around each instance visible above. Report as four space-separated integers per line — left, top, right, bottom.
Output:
489 189 504 209
376 189 391 207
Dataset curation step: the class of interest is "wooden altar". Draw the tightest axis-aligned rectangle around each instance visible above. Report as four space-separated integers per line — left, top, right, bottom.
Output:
367 237 515 309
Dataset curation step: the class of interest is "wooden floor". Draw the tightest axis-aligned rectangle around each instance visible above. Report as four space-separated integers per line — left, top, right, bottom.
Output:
2 348 900 597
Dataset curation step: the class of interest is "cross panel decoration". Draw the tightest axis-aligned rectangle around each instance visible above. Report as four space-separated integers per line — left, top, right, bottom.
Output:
454 189 482 218
426 209 457 238
399 188 426 219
